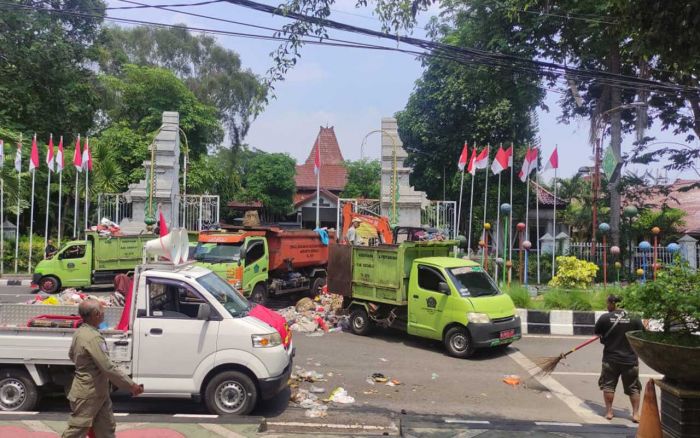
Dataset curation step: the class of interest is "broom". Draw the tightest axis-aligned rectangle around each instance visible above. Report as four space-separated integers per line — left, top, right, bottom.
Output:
533 335 600 376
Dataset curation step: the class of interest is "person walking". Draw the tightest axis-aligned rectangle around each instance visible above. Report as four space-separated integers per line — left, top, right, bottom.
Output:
594 294 644 422
346 218 361 245
62 299 143 438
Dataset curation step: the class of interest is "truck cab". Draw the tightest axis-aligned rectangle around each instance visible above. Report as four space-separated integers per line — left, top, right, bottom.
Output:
33 240 92 293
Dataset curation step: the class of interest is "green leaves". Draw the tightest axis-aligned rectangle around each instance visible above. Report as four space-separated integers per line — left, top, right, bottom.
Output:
243 152 296 216
549 256 599 289
341 159 381 199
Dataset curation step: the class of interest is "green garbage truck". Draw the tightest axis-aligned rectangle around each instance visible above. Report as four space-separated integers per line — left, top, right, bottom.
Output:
32 232 154 293
327 241 521 358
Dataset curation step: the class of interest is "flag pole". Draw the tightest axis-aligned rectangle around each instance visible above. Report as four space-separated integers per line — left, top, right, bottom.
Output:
552 148 558 278
0 140 4 276
524 161 531 285
28 134 36 273
467 149 476 257
494 167 502 280
44 134 52 257
84 137 89 237
535 149 541 284
482 145 489 267
14 134 22 274
57 136 63 246
508 143 514 283
73 134 80 238
315 166 320 228
456 143 466 238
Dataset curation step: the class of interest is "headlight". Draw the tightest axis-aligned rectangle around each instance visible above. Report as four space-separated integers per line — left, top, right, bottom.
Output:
468 312 491 324
252 333 282 348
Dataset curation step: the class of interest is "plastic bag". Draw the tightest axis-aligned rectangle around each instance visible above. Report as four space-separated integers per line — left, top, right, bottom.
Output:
328 387 355 404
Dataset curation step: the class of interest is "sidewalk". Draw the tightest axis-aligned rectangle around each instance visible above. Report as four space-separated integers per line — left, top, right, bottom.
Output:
0 276 32 287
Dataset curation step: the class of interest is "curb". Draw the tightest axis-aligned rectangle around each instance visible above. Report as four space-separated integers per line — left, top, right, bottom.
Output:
516 308 607 336
0 279 33 287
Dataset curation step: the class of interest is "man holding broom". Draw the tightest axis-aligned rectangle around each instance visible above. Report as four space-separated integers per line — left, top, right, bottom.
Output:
594 294 644 422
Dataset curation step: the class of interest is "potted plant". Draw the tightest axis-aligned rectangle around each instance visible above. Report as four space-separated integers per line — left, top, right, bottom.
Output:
622 258 700 384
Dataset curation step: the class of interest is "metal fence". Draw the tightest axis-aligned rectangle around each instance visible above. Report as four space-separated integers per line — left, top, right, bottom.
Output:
96 194 132 225
421 201 458 239
568 242 680 277
176 194 220 231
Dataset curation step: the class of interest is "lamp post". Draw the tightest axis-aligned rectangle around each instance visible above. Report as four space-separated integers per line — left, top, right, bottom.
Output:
651 226 661 280
639 240 651 282
523 240 532 285
482 222 491 270
599 222 610 287
623 205 638 277
500 203 512 285
667 242 680 268
611 246 620 284
517 222 526 284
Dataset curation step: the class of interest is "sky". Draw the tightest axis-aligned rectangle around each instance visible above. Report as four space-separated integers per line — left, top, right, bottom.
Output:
105 0 696 186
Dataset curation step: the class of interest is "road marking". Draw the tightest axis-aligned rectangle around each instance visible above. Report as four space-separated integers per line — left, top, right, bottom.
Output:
0 411 39 415
114 413 129 417
534 421 583 427
266 421 393 431
116 423 145 432
173 413 219 418
551 371 662 378
22 420 54 432
199 423 247 438
444 418 490 424
508 350 607 425
523 334 592 340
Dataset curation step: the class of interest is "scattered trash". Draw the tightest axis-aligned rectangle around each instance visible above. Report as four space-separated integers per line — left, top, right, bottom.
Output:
305 405 328 418
278 294 346 334
309 385 326 394
291 368 326 383
502 375 521 386
379 358 388 362
431 373 439 380
327 387 355 404
314 362 321 367
387 379 401 386
363 389 379 395
545 393 552 399
26 288 116 307
366 377 375 385
371 373 388 383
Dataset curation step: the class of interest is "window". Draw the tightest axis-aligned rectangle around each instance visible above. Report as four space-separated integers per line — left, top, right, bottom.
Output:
146 279 208 319
417 265 445 292
448 267 500 297
61 245 86 259
197 272 249 317
245 241 264 264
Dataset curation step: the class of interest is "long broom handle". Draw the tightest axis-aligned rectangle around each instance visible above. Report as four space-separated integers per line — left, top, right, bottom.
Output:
562 335 600 358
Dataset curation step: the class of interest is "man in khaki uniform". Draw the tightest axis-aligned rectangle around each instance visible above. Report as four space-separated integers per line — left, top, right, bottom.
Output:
62 299 143 438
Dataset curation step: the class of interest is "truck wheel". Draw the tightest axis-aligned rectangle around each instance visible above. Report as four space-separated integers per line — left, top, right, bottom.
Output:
204 371 257 415
249 284 268 304
310 277 326 298
39 276 60 294
0 369 39 411
349 307 372 336
444 326 475 358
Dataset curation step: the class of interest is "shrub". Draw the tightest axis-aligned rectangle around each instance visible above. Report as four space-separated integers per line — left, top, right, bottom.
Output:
2 235 45 274
542 288 603 311
549 256 598 289
504 284 531 308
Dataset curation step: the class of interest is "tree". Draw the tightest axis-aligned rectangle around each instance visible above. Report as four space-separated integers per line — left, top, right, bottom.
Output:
98 26 266 148
0 0 105 139
98 64 224 158
342 159 381 199
243 152 296 216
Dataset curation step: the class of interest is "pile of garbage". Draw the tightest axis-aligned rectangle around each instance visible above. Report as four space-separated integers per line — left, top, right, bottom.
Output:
277 291 346 335
289 366 355 418
26 289 122 307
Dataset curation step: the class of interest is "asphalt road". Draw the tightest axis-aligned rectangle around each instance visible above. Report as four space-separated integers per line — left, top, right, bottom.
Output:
0 285 658 436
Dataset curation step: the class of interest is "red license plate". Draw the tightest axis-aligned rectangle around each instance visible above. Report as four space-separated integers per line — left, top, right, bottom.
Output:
500 329 515 339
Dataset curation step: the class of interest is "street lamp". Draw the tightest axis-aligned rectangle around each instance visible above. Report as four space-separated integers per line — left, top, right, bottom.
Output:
599 222 610 287
500 203 512 285
623 205 638 277
651 226 661 280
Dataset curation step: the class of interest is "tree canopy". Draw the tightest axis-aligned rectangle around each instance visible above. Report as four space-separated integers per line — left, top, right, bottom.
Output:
342 159 381 199
243 152 296 216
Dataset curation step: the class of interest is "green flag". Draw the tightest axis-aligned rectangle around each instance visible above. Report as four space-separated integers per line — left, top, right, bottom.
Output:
603 146 618 180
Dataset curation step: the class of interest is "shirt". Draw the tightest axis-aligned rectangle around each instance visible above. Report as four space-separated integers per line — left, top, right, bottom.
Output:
67 324 135 400
594 310 644 365
346 226 359 245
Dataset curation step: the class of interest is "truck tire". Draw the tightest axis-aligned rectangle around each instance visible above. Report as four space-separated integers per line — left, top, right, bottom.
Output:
444 326 475 359
204 371 257 415
0 369 39 411
310 277 326 298
349 307 372 336
38 276 61 294
249 284 268 305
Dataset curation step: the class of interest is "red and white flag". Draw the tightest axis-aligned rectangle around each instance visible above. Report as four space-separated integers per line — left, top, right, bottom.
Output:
491 146 510 175
474 146 489 170
506 145 513 167
158 208 169 237
73 136 82 172
518 147 539 182
14 139 21 173
467 147 478 175
544 147 559 171
46 135 55 172
0 140 4 168
29 135 40 172
56 136 64 172
82 137 92 171
313 145 320 176
457 142 468 172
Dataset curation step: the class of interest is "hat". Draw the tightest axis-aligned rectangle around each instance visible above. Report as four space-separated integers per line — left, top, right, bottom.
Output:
352 218 361 223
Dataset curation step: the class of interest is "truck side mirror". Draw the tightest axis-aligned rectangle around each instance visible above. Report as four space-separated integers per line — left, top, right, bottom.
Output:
239 246 246 260
438 281 450 295
197 303 212 320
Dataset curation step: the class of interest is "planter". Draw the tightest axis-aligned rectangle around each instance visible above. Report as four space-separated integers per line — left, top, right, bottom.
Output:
626 331 700 385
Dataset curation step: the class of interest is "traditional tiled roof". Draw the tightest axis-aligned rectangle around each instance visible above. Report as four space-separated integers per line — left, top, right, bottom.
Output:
227 200 263 210
633 179 700 235
295 126 348 191
532 181 568 208
293 189 339 208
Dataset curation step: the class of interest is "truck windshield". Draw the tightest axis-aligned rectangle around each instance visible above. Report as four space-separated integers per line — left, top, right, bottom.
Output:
196 272 250 317
448 267 501 297
194 242 242 263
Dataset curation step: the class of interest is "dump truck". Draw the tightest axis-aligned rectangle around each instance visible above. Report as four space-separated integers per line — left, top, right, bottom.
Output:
33 232 154 294
1 263 293 415
194 227 333 303
328 241 521 358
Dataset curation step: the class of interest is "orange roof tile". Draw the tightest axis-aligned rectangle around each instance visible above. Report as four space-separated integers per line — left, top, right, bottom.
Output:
295 126 348 191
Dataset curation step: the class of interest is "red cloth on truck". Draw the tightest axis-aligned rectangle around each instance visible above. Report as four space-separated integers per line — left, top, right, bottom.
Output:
116 277 135 331
249 304 291 348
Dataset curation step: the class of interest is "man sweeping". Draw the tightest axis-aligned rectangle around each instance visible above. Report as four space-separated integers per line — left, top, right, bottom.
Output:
594 294 644 422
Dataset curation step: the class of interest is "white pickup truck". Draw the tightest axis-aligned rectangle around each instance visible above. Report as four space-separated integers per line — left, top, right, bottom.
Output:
0 263 294 415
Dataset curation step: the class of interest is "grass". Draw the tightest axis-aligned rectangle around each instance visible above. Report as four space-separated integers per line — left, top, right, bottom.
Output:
503 284 531 309
504 283 616 311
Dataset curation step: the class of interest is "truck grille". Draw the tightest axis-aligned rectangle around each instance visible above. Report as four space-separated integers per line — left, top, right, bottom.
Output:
492 315 515 324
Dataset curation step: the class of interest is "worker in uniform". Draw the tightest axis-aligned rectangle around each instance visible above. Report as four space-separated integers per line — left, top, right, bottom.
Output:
62 299 143 438
346 218 362 245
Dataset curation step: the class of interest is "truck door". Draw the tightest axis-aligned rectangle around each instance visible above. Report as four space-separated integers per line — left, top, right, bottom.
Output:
57 244 91 286
133 277 220 393
242 237 267 293
407 264 450 340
